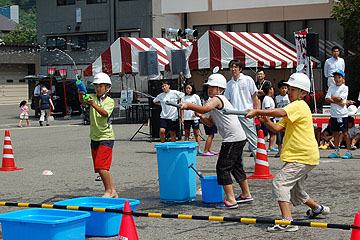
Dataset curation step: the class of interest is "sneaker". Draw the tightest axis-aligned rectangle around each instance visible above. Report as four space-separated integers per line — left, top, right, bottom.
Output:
197 149 203 155
274 153 280 158
342 153 353 159
328 152 340 158
306 205 330 219
95 175 102 181
319 144 324 149
267 224 299 232
202 152 214 156
39 121 43 126
215 200 238 209
27 123 31 127
17 124 22 128
351 145 357 150
268 148 279 152
210 151 219 155
235 194 254 204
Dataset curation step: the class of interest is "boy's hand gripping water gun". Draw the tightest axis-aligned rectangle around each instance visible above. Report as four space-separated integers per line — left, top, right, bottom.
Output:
76 80 91 101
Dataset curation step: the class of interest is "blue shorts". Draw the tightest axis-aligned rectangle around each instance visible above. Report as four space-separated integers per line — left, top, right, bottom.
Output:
184 120 200 130
159 118 178 131
330 117 348 132
203 124 217 135
261 122 275 136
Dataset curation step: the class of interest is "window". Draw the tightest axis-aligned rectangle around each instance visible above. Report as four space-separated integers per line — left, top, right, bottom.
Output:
211 24 228 31
86 0 106 3
70 35 87 51
248 23 265 33
285 20 305 44
88 33 108 42
47 36 67 50
57 0 75 5
267 21 285 37
117 31 140 38
230 24 246 32
194 25 210 36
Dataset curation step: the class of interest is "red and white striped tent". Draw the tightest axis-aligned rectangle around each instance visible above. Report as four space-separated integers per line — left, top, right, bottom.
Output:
84 37 191 76
189 30 319 70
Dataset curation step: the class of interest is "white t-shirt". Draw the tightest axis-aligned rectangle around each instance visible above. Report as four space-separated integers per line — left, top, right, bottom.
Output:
262 95 275 110
325 84 348 118
153 90 184 120
275 94 290 121
324 57 345 87
224 73 258 111
349 126 360 139
210 95 246 143
181 94 201 120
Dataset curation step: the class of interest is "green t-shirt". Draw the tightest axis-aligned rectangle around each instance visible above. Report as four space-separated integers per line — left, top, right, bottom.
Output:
89 94 115 141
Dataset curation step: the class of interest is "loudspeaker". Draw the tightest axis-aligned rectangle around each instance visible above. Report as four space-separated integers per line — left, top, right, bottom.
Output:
139 51 159 76
306 32 319 57
148 79 181 140
171 49 186 75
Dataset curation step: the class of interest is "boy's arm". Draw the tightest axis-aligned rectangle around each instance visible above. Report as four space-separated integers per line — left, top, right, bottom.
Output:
86 96 109 117
252 92 260 109
197 114 215 127
78 91 85 104
49 99 55 110
246 108 287 119
262 117 285 133
180 97 221 114
326 97 345 107
181 109 184 125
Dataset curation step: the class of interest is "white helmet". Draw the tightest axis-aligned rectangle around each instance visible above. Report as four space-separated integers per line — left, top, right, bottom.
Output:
348 105 357 115
205 73 227 89
93 72 112 85
285 73 310 92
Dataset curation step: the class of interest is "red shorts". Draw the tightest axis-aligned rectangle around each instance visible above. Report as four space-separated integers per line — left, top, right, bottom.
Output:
91 140 114 172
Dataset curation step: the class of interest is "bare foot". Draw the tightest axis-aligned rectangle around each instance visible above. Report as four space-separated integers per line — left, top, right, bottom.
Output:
102 190 118 198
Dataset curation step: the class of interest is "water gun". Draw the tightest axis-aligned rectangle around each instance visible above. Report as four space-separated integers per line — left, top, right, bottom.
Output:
76 80 91 101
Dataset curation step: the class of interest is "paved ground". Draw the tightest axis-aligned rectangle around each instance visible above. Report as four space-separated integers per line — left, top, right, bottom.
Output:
0 104 359 239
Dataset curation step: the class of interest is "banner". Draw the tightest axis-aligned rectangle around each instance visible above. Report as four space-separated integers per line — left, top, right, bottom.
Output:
294 29 310 77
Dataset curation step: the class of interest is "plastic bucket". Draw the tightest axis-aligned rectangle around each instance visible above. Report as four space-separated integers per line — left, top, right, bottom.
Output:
155 141 198 202
0 208 90 240
55 197 140 237
200 176 224 203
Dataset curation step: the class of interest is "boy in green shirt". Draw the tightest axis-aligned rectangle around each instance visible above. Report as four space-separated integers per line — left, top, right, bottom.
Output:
246 73 330 232
78 72 118 198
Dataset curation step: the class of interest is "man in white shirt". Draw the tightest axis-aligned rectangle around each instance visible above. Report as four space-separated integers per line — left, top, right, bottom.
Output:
33 82 44 118
224 59 260 160
153 81 185 143
324 46 345 88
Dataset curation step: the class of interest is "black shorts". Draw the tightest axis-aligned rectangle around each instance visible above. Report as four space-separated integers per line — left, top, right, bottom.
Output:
203 124 217 135
216 140 247 185
330 117 348 132
159 118 178 131
184 120 200 130
276 132 285 145
261 122 275 136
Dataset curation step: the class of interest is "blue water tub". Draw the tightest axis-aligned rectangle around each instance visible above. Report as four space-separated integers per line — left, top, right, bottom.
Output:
0 208 90 240
200 175 224 203
155 141 198 202
55 197 140 237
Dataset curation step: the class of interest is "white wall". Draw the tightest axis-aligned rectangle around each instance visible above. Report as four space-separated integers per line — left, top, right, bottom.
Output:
212 0 330 11
161 0 208 14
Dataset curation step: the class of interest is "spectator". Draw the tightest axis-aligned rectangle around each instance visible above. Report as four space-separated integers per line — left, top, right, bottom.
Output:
39 88 54 126
324 46 345 88
18 100 30 127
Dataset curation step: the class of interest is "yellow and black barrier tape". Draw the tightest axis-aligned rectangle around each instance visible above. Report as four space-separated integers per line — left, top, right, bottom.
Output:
0 201 359 230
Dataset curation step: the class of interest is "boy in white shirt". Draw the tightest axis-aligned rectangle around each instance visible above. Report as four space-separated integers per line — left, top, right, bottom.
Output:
325 70 352 159
261 83 277 152
153 81 185 143
275 80 290 157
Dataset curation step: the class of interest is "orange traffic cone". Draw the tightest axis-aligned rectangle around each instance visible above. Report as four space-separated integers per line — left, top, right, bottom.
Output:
350 213 360 240
0 130 23 171
118 200 139 240
247 129 275 179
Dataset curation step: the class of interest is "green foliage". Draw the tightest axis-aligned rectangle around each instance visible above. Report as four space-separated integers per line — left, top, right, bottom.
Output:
331 0 360 54
1 24 37 43
0 0 37 43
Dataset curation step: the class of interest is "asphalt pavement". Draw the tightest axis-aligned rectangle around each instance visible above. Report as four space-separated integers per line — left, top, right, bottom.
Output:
0 104 359 240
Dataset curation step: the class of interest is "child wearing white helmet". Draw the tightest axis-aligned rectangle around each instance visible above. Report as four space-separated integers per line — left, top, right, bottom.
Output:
325 69 352 159
78 72 118 198
180 73 253 209
246 73 330 232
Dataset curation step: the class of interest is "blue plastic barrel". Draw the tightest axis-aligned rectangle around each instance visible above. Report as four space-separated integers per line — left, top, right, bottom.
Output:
200 176 224 203
155 141 198 202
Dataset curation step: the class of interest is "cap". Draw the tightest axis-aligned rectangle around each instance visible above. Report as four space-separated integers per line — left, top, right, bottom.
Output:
333 69 345 78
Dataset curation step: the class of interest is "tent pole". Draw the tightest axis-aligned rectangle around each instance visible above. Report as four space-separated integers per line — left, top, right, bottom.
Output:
309 56 317 113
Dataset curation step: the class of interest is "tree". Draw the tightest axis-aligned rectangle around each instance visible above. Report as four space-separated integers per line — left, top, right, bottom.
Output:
1 24 37 43
331 0 360 55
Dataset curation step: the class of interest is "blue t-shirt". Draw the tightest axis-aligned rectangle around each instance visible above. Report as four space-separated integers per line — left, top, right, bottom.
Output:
40 94 51 110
